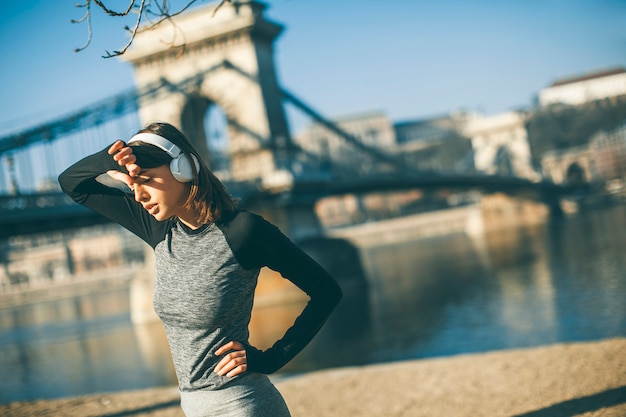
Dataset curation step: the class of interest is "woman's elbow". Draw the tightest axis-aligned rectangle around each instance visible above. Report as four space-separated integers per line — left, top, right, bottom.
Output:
329 280 343 308
57 171 71 193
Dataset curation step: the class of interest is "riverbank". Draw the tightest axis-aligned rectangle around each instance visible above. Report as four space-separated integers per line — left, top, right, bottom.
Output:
3 338 625 417
0 266 139 309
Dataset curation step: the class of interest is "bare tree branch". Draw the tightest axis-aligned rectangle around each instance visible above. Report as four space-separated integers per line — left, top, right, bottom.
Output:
93 0 136 17
212 0 230 17
71 1 94 53
72 0 232 58
102 0 147 58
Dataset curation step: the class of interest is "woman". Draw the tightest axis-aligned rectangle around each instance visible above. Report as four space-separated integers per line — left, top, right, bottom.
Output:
58 121 343 417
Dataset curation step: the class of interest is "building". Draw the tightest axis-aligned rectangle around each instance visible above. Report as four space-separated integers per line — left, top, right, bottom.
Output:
294 111 396 173
540 120 626 185
540 145 594 185
394 113 465 144
538 67 626 107
0 225 146 292
392 112 475 173
296 106 544 181
589 121 626 181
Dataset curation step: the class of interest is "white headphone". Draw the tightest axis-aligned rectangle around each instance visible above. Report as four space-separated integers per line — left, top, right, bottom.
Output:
128 132 200 182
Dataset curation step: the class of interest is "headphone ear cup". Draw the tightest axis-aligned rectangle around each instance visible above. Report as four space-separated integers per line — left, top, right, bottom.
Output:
170 154 200 182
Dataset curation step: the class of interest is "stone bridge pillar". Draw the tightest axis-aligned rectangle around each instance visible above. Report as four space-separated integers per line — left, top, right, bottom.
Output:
129 244 159 324
123 1 292 182
255 203 323 244
463 112 540 180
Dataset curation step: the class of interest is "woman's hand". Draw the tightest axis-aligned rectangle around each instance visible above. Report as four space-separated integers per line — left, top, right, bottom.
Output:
108 140 141 177
214 341 247 378
105 169 135 191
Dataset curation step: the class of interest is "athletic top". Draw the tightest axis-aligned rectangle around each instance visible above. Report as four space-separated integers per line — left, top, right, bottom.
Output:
58 147 343 391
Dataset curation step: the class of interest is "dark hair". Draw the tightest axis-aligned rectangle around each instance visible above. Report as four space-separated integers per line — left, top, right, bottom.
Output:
130 122 237 223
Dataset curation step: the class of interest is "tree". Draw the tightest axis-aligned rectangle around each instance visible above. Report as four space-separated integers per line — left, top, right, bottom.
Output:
72 0 231 58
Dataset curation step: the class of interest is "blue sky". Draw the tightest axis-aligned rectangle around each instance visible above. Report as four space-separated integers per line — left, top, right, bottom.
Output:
0 0 625 136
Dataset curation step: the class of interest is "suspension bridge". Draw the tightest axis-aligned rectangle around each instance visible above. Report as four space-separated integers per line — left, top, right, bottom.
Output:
0 1 576 240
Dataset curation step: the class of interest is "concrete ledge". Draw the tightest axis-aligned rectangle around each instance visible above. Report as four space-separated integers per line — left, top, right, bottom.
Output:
0 267 137 309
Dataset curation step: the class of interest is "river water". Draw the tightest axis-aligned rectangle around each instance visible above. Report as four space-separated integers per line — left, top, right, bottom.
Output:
1 205 625 404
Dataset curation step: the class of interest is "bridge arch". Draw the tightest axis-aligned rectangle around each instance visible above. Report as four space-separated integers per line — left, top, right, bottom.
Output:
122 1 292 182
565 162 587 185
180 95 231 174
540 146 593 184
494 145 514 177
203 102 231 174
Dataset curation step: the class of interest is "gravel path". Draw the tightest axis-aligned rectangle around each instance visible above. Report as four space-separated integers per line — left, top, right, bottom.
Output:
2 338 625 417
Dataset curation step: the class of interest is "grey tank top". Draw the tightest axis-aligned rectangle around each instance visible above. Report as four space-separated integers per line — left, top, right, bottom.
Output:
154 221 258 390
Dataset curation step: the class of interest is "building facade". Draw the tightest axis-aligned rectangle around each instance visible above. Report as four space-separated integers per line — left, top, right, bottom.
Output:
0 225 146 292
294 111 396 173
589 121 626 180
540 120 626 185
540 145 594 185
394 113 465 144
538 67 626 107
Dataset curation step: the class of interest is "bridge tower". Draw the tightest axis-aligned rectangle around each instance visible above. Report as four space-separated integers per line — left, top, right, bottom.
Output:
122 1 292 182
462 111 540 181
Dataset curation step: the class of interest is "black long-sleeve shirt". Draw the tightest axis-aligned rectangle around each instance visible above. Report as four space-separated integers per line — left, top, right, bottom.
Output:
58 147 343 391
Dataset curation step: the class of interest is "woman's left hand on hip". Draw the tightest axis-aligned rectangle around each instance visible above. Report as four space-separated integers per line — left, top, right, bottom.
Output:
214 341 248 377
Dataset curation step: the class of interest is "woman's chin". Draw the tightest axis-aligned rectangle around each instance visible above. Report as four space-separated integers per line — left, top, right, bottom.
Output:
151 211 169 221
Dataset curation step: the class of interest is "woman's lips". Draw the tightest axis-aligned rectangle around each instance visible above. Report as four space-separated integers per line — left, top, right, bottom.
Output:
144 204 158 214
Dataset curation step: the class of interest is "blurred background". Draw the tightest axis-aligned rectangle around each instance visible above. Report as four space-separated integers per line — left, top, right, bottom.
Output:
1 0 625 404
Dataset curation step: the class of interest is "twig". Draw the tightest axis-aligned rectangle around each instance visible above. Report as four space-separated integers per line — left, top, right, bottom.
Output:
71 0 94 53
212 0 231 17
93 0 136 17
102 0 147 58
73 0 232 58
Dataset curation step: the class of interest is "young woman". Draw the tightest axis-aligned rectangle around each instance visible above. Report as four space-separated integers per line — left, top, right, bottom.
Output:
58 121 343 417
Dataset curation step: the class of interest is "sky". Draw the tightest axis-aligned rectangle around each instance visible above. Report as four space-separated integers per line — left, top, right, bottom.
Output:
0 0 625 137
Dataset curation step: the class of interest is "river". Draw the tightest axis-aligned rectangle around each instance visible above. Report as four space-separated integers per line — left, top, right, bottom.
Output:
1 204 625 404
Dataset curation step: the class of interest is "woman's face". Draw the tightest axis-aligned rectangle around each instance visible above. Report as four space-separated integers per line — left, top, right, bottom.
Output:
131 165 190 221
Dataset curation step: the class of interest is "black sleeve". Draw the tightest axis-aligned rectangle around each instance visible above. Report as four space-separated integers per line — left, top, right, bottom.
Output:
58 146 171 248
220 211 343 374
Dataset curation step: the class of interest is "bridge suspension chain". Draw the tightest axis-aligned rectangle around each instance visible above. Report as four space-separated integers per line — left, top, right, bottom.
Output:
1 59 420 193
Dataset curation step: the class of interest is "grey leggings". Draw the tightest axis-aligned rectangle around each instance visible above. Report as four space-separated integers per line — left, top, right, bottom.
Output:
180 373 291 417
